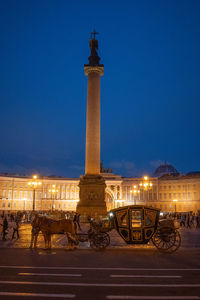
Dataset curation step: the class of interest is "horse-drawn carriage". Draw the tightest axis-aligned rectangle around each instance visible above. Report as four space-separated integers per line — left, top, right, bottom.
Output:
82 205 181 253
31 205 181 253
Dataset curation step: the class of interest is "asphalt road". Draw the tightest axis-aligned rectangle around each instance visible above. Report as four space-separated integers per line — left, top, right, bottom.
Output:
0 249 200 299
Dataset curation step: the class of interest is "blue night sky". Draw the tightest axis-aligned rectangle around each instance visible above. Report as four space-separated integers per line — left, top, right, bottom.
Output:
0 0 200 178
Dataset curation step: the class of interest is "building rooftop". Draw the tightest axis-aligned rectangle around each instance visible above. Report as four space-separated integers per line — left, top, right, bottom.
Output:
152 163 179 177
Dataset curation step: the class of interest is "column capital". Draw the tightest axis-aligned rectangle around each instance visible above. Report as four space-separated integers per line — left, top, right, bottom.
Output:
84 65 104 76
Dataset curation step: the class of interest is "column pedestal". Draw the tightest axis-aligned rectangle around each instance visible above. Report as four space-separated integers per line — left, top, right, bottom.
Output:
77 174 107 218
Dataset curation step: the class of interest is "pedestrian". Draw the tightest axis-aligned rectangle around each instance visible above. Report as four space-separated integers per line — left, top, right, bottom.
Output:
73 213 81 232
190 214 194 228
180 214 185 227
2 216 8 241
196 214 199 228
12 218 20 240
186 214 191 228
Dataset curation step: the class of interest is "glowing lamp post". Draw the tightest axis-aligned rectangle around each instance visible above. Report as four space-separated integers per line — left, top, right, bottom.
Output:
139 176 153 205
28 175 42 211
130 185 140 205
49 185 58 211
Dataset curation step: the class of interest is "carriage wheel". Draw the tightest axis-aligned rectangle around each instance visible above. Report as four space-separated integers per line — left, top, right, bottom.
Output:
152 227 181 253
166 230 181 253
91 232 110 250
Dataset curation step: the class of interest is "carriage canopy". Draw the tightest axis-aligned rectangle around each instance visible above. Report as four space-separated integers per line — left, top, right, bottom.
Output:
109 205 160 244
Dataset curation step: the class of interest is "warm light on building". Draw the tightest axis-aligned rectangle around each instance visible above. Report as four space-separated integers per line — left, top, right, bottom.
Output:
0 167 200 213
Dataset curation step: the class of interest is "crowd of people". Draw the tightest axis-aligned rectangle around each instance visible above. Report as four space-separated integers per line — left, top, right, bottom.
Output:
0 213 22 241
163 212 200 228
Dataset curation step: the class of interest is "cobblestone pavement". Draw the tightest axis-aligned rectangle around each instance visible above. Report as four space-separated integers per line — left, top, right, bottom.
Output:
0 223 200 249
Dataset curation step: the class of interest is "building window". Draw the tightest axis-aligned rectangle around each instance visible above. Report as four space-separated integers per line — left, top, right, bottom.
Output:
173 193 176 199
159 193 162 200
2 202 5 208
3 190 6 197
168 185 171 190
164 193 167 199
178 193 181 199
169 193 171 200
8 190 12 199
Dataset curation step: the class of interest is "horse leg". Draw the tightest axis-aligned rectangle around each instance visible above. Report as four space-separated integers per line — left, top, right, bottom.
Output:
34 233 39 248
48 234 51 249
66 232 77 250
30 232 34 249
66 233 72 250
43 232 48 249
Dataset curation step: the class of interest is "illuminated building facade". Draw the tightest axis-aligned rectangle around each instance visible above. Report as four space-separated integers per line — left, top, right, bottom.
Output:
0 164 200 213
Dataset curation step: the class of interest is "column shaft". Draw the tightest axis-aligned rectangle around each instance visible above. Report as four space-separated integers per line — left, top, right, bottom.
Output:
85 71 101 174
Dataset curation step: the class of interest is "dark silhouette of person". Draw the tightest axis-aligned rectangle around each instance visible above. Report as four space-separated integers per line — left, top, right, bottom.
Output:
2 217 8 241
73 213 81 232
12 218 20 240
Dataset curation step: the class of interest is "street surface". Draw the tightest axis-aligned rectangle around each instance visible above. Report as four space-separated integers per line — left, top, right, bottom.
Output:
0 224 200 299
0 249 200 299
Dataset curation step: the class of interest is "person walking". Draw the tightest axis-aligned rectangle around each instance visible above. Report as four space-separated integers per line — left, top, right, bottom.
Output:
180 214 185 227
186 214 191 229
73 213 81 232
2 216 8 241
12 218 20 240
196 214 199 228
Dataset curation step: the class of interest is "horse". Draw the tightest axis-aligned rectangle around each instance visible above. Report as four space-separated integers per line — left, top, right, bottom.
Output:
30 214 78 250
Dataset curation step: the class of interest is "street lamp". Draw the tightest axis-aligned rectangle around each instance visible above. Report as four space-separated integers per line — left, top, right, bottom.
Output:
130 185 140 205
173 199 178 217
139 175 153 205
49 185 58 211
28 175 42 211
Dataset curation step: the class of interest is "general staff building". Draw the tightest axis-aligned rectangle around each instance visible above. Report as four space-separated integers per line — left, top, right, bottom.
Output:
0 164 200 214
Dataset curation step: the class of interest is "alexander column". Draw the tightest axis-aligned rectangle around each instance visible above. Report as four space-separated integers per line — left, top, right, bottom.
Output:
77 31 107 217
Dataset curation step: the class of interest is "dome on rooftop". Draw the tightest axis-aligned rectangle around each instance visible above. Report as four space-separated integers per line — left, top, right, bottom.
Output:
152 163 179 177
